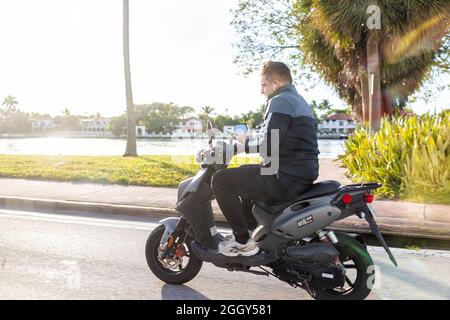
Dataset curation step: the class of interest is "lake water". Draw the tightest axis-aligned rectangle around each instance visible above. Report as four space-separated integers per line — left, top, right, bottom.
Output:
0 137 346 158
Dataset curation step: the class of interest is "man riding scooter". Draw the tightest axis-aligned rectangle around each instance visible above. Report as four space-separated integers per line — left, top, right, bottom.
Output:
210 61 320 257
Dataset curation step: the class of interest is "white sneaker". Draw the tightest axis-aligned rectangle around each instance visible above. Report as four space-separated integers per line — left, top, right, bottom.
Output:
218 237 260 257
223 234 234 241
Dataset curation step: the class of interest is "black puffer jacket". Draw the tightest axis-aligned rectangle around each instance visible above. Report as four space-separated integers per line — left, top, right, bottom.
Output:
244 84 320 193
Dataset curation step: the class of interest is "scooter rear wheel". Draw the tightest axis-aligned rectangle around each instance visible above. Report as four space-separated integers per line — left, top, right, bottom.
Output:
311 237 374 300
145 224 203 285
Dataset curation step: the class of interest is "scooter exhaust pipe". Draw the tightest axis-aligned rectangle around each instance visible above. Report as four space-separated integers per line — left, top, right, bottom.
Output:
286 243 339 263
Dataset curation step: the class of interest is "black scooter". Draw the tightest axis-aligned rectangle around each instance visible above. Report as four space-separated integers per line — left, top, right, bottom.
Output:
145 124 398 300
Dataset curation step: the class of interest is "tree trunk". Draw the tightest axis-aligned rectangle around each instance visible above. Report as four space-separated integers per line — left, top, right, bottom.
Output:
367 32 382 132
123 0 137 157
381 89 394 117
353 94 363 122
360 70 370 123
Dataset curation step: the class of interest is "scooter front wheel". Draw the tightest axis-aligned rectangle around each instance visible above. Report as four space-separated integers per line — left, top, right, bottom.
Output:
145 224 203 285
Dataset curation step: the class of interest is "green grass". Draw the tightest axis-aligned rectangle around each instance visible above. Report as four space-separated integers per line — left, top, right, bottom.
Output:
0 154 260 188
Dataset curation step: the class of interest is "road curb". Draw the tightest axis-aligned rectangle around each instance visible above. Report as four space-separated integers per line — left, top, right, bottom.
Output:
0 196 178 219
1 195 449 241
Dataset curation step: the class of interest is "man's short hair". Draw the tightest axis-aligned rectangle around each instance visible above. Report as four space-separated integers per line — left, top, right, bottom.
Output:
261 61 293 84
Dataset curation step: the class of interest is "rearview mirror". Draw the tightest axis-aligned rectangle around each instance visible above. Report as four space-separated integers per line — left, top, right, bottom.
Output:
234 124 248 135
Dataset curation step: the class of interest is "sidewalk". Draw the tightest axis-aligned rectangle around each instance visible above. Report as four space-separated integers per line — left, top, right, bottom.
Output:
0 159 449 240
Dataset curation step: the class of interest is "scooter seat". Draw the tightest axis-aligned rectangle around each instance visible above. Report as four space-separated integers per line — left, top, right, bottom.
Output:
255 180 341 214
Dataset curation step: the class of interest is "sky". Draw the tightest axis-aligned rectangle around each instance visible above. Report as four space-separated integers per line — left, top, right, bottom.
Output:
0 0 448 118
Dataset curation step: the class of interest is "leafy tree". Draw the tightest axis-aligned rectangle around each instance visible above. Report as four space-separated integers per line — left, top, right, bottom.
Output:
29 112 53 120
212 114 236 131
0 109 31 134
137 103 194 134
109 114 128 137
208 105 266 130
0 97 32 134
8 111 31 133
53 108 82 131
239 104 266 128
310 99 333 126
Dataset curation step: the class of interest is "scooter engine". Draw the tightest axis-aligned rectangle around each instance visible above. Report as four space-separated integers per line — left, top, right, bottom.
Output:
274 243 346 288
274 262 345 289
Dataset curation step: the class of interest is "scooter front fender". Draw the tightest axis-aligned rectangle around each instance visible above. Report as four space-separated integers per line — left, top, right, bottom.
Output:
158 217 180 245
179 167 208 200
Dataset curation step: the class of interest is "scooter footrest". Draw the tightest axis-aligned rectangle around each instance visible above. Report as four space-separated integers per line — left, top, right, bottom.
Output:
191 241 278 268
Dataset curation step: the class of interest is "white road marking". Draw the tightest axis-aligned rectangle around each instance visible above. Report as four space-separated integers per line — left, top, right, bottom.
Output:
0 209 233 235
0 209 157 230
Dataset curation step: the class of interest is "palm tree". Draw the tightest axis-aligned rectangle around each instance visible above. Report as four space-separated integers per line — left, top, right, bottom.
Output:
367 27 382 131
123 0 137 157
232 0 449 131
199 106 215 132
62 108 71 117
201 106 214 117
2 95 18 112
299 0 449 130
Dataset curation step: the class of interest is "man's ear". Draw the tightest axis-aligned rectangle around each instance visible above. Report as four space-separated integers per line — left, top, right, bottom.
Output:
272 79 280 91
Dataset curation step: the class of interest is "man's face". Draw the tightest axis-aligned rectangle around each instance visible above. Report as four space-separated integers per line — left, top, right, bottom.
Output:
260 75 281 100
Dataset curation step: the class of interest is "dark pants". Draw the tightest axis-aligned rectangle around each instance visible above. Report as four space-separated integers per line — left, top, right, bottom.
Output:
211 165 310 243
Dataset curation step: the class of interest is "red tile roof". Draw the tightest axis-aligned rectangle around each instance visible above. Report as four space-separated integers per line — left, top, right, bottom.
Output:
325 113 354 121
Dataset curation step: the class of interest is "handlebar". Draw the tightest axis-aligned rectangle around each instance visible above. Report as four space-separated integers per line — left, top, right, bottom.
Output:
225 129 239 139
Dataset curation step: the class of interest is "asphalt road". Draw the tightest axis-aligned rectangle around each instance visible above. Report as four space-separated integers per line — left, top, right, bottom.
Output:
0 209 449 300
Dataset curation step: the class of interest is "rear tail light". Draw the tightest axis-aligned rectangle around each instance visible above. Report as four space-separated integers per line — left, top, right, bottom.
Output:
342 194 353 204
363 192 375 203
